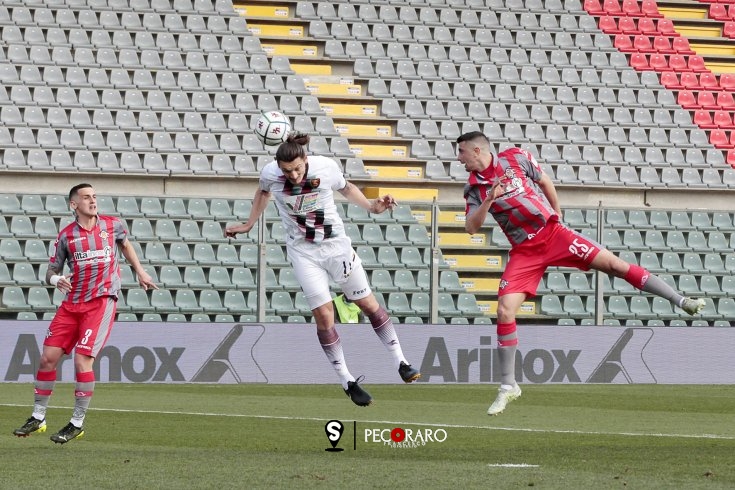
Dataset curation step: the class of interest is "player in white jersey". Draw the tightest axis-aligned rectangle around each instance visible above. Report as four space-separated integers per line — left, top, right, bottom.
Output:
226 133 421 406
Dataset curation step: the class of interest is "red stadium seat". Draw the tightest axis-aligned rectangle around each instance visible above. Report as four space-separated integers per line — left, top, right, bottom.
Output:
668 54 689 71
622 0 642 16
598 15 620 33
618 16 640 34
657 19 677 36
724 21 735 39
720 73 735 91
630 52 650 70
653 35 674 53
697 90 718 110
694 109 716 129
716 90 735 110
699 72 720 91
603 0 622 15
688 55 708 72
615 34 634 51
649 53 669 71
633 34 654 52
672 37 694 54
728 4 735 21
709 4 728 20
677 89 697 108
659 71 682 89
584 0 604 14
641 0 662 17
680 72 702 90
713 110 735 128
638 17 658 35
709 129 732 149
728 149 735 166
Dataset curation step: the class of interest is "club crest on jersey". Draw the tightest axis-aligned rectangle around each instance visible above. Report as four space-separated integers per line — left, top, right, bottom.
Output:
308 178 321 188
99 230 109 240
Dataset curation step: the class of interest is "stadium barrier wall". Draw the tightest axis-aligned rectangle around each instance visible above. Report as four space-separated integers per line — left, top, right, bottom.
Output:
2 321 732 385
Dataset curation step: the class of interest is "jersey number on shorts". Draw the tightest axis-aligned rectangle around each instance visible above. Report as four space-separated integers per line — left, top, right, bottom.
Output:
568 238 591 259
80 329 93 345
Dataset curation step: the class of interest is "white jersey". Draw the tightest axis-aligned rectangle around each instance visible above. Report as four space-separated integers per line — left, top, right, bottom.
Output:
259 155 347 244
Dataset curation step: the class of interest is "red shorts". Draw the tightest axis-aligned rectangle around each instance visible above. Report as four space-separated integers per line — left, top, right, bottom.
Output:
44 296 117 357
499 221 602 297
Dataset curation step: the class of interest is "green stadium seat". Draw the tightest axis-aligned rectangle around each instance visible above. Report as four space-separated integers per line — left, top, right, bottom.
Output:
187 198 211 219
377 246 403 268
0 195 23 215
362 223 385 244
34 216 58 238
163 198 189 219
215 314 235 323
17 312 38 320
166 314 187 322
270 291 297 316
179 220 204 242
407 224 431 245
117 313 139 322
700 276 722 296
232 267 255 289
722 276 735 295
45 195 69 214
142 313 163 322
1 239 25 261
607 296 631 318
546 272 570 293
388 292 413 316
370 270 396 292
394 270 420 293
410 293 430 316
400 247 424 268
677 274 699 295
175 289 203 313
541 295 564 317
224 290 249 313
563 295 586 316
629 297 653 318
145 242 172 264
184 266 209 288
651 297 674 315
404 316 424 324
265 244 288 267
0 262 12 286
199 290 228 313
286 315 308 323
126 288 155 313
159 265 186 288
24 240 49 262
27 286 54 311
191 314 213 323
193 243 218 266
208 266 234 289
356 246 378 268
11 216 36 238
13 263 40 285
660 252 683 272
131 218 155 240
169 243 196 265
217 244 241 265
2 286 31 310
385 224 411 246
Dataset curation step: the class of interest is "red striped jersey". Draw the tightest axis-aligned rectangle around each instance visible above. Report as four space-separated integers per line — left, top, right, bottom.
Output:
49 215 127 303
463 148 556 246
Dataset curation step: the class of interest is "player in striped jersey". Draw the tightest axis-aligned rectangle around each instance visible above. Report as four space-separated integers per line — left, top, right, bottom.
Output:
457 132 705 416
13 183 157 443
226 133 420 406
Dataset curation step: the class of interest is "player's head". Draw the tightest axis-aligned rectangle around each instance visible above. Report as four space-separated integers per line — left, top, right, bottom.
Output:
68 183 97 217
456 132 492 173
275 132 310 185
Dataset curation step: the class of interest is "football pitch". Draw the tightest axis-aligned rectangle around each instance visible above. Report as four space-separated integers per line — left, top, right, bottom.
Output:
3 383 735 489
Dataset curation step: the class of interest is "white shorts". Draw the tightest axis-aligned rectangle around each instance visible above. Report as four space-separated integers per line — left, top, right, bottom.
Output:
286 235 372 310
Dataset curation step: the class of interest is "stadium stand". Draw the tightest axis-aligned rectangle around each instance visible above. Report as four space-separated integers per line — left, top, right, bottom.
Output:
0 0 734 325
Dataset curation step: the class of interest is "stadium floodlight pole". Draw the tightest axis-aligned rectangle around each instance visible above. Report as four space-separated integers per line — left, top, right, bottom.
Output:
595 202 604 325
256 212 267 322
430 197 440 324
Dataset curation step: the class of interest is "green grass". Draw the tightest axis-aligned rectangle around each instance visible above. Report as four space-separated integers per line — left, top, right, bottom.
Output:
3 384 735 489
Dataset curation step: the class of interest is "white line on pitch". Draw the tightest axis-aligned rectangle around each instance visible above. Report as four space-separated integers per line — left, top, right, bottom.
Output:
2 403 733 441
488 464 540 468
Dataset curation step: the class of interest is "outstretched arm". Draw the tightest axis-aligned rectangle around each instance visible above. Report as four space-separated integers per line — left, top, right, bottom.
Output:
338 182 396 214
465 180 502 234
225 189 271 237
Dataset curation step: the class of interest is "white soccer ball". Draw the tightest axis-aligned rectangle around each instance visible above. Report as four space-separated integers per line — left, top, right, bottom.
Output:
255 111 291 146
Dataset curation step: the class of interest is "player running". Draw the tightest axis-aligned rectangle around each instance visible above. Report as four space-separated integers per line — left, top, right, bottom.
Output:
457 132 705 416
225 132 420 406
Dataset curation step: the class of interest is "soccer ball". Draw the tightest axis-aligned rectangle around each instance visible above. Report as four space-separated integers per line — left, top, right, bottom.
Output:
255 111 291 146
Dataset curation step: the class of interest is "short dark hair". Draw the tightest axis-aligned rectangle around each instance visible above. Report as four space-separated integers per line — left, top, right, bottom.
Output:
456 131 489 145
69 183 93 201
275 132 310 163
